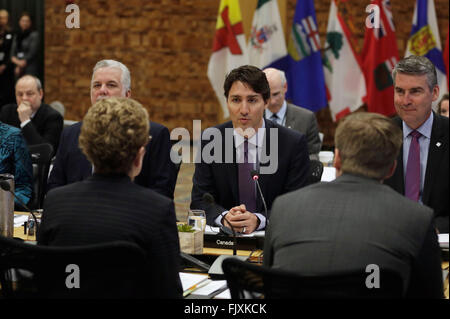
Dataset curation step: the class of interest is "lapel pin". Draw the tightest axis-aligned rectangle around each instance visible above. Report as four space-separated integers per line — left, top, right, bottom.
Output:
436 142 441 147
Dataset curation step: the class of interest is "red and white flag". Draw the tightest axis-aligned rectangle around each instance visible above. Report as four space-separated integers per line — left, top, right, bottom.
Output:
322 0 366 121
361 0 399 117
207 0 249 118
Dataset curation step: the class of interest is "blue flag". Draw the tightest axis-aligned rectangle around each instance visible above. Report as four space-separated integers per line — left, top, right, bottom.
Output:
405 0 448 100
270 0 327 111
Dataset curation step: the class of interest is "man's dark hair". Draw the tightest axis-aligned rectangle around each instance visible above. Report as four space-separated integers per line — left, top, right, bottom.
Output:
223 65 270 102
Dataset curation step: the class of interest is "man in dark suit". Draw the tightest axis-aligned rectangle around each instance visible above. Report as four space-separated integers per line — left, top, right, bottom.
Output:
0 75 63 152
384 55 449 233
47 60 176 199
263 68 322 160
191 65 310 234
264 112 443 298
38 98 182 298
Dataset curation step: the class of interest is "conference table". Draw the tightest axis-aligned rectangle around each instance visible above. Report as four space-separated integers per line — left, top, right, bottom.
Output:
11 212 449 299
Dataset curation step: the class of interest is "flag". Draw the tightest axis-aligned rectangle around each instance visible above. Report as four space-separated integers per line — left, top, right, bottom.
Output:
207 0 249 118
271 0 327 112
248 0 287 69
443 25 449 90
322 0 366 121
405 0 448 106
361 0 399 117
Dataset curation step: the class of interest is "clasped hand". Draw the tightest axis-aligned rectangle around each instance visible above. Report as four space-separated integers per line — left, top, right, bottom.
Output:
222 204 259 234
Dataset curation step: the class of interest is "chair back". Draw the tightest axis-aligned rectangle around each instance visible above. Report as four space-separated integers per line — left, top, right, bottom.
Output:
222 258 404 299
0 236 148 299
307 159 324 185
27 143 54 210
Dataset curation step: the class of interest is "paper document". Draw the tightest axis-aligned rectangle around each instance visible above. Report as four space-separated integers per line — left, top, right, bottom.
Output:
14 214 29 227
321 167 336 182
179 272 209 291
214 289 231 299
438 233 449 249
194 280 227 296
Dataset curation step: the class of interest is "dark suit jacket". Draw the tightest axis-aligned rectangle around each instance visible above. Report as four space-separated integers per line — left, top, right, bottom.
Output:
47 121 176 199
0 103 63 153
191 119 310 226
38 174 182 298
285 103 322 160
264 174 443 298
384 113 449 233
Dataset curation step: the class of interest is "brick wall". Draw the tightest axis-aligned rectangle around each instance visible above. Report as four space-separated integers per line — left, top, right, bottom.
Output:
44 0 449 146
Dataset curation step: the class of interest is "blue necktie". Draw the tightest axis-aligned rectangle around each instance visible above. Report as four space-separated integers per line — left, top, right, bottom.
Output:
238 139 256 213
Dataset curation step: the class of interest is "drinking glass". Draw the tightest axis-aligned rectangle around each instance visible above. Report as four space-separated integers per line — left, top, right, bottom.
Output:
187 210 206 232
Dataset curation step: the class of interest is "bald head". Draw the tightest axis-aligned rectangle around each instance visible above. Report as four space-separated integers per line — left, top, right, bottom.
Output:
263 68 287 113
15 75 44 112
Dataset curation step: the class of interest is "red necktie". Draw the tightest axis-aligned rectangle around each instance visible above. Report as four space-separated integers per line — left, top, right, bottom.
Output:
405 130 422 201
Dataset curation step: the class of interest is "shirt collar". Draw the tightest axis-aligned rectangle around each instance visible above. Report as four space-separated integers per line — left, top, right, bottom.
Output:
402 111 433 139
233 120 266 149
265 101 287 121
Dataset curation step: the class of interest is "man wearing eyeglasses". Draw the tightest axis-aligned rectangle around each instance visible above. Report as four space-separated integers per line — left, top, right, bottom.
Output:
0 75 63 152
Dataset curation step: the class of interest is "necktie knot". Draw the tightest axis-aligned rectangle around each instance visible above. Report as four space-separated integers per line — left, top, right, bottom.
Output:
410 130 422 140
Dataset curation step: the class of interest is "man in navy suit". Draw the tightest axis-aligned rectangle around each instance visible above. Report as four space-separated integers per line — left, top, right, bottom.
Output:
47 60 176 198
384 55 449 233
190 65 310 234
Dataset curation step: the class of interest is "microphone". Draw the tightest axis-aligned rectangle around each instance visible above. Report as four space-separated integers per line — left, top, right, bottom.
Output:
202 192 237 256
251 170 268 219
0 179 39 236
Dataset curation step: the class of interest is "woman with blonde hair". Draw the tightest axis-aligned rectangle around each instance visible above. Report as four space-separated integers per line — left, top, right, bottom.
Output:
38 97 182 298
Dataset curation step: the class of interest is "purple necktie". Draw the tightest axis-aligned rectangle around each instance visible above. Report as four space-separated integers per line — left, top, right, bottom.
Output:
405 130 422 201
238 139 256 213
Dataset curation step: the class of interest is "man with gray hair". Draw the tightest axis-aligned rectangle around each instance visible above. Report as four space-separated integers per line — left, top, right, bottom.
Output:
0 74 63 152
263 67 321 160
385 55 449 233
47 59 176 199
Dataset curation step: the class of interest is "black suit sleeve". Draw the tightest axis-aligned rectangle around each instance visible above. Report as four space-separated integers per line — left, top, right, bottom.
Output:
46 127 69 191
406 219 444 298
190 157 228 226
22 111 63 151
147 199 182 298
135 124 176 199
284 133 310 192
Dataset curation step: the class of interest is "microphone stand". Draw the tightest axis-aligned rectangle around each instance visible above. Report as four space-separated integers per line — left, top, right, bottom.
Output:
251 170 268 219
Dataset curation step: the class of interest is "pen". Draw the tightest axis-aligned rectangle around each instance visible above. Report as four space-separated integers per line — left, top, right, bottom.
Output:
183 279 211 297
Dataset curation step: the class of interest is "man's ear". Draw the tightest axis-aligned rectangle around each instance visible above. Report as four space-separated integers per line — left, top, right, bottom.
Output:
333 148 341 170
431 85 439 102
